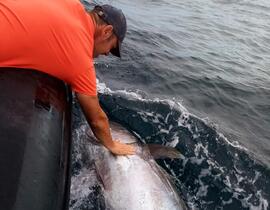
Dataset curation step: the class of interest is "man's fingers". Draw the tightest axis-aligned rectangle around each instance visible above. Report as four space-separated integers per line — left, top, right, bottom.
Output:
118 146 135 155
123 144 136 154
110 141 136 156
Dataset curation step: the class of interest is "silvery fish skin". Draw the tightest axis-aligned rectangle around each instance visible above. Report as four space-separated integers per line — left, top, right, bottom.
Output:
87 122 187 210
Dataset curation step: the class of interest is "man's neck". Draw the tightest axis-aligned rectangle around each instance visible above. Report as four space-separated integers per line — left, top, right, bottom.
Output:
88 12 99 39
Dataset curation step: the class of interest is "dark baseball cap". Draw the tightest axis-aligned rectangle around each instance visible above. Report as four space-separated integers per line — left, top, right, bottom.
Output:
94 5 127 57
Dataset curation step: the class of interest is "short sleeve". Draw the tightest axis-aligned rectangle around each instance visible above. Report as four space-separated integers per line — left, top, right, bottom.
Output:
71 63 97 96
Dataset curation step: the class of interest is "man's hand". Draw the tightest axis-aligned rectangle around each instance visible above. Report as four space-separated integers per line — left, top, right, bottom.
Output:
107 140 135 156
76 93 135 156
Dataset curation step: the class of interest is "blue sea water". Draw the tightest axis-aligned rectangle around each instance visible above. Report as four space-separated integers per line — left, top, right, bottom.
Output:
70 0 270 209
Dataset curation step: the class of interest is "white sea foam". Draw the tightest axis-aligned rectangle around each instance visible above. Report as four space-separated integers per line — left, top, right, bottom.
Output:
70 122 102 210
70 167 99 209
167 135 179 147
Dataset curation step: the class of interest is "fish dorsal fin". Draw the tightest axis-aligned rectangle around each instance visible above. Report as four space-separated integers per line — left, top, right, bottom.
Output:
145 144 182 159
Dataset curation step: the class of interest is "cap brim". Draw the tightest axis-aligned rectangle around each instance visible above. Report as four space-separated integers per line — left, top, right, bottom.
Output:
110 41 121 57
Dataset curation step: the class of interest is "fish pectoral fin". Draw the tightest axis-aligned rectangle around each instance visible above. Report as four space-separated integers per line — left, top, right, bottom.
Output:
146 144 182 159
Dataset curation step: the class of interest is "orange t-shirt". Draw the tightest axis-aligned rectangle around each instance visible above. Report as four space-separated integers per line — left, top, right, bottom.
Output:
0 0 96 96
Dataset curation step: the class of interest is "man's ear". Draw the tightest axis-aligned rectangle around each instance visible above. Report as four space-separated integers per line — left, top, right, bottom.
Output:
102 25 114 40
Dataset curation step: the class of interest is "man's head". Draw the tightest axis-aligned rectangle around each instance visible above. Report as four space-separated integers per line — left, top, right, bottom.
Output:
89 5 127 58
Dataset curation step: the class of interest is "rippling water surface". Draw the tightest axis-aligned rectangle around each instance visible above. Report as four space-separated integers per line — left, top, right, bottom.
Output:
70 0 270 209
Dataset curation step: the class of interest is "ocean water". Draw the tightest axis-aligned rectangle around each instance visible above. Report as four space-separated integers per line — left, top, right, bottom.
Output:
70 0 270 209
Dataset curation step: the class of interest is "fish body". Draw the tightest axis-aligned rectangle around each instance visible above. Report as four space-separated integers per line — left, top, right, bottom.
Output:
87 122 187 210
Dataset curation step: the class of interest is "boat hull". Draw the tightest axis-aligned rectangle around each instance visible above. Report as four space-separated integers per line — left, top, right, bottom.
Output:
0 68 72 210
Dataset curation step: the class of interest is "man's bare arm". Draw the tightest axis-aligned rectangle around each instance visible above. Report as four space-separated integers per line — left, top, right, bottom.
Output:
76 93 135 155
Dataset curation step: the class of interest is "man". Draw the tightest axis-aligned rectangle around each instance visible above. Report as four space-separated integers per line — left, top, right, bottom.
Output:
0 0 135 156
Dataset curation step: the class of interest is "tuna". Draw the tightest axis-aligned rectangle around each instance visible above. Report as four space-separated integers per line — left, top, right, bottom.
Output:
86 121 187 210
